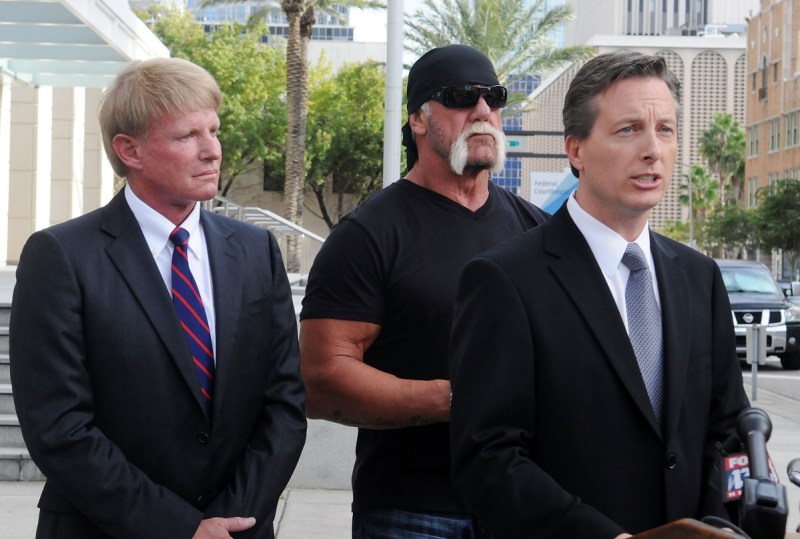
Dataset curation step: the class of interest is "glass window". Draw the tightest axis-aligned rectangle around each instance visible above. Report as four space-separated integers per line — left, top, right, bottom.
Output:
769 118 781 152
721 266 781 294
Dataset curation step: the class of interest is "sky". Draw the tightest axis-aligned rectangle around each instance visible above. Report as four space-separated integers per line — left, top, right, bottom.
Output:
349 1 426 43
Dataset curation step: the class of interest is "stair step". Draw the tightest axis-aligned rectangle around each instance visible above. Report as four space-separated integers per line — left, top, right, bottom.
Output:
0 305 9 327
0 448 44 481
0 414 25 447
0 384 14 414
0 328 7 355
0 355 9 385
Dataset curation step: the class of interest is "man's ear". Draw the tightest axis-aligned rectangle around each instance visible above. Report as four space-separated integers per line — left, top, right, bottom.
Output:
409 109 427 137
565 135 584 176
111 134 143 171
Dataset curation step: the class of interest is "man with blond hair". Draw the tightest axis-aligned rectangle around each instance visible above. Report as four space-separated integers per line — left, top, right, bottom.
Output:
10 57 306 538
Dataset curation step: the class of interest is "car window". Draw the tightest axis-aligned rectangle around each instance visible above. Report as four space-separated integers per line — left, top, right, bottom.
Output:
721 268 782 294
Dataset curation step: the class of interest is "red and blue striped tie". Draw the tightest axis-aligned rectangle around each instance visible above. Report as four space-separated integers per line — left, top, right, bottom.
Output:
169 226 214 414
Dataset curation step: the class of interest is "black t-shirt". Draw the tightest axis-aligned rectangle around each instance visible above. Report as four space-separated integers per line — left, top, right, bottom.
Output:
300 178 549 514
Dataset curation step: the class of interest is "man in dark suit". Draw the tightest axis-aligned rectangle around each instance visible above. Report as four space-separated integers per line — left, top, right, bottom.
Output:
9 57 306 538
449 51 749 538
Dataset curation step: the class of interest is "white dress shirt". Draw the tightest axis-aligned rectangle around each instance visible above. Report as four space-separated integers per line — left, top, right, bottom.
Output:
566 193 661 334
124 186 217 358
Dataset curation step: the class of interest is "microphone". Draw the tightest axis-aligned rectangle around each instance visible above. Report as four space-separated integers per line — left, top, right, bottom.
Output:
736 407 788 539
790 459 800 533
789 458 800 488
737 408 772 480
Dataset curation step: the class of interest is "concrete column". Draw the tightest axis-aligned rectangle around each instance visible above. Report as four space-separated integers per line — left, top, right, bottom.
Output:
51 87 86 223
84 87 115 210
0 82 11 265
382 0 403 186
8 85 53 264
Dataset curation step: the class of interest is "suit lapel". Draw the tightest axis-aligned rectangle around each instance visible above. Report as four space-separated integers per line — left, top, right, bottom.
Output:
544 207 663 437
101 192 212 416
650 234 690 438
200 211 241 416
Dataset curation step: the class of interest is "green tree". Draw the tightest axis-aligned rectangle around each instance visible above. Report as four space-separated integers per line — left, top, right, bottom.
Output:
145 7 287 196
698 113 746 205
203 0 383 272
405 0 593 107
668 163 718 249
658 220 689 244
755 179 800 277
702 203 756 259
306 61 385 230
677 164 718 223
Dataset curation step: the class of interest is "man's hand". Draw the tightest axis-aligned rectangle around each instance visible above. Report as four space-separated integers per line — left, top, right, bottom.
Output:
192 517 256 538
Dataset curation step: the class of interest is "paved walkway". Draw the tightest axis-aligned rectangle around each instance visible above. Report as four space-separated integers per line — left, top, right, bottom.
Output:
0 381 797 537
0 483 353 539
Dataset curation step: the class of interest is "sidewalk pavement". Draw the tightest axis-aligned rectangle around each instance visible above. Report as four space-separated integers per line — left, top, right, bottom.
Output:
0 379 797 538
0 484 354 539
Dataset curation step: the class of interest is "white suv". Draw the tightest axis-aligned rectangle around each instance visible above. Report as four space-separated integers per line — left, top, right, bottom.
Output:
716 260 800 370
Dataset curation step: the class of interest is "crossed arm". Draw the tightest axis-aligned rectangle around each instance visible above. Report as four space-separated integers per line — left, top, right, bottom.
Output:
299 318 451 429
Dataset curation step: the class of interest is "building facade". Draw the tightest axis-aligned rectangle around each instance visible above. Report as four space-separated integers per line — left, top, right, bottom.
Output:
745 0 800 199
183 0 356 42
565 0 758 45
0 1 168 266
520 34 746 229
495 75 542 194
745 0 800 278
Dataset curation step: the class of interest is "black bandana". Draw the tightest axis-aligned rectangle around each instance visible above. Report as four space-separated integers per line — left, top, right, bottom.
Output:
402 44 500 172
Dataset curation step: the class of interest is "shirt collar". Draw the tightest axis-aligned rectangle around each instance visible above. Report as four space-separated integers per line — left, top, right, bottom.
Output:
566 192 652 278
124 185 203 259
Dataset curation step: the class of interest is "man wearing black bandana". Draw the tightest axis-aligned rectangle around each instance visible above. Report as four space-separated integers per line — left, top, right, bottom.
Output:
299 44 548 538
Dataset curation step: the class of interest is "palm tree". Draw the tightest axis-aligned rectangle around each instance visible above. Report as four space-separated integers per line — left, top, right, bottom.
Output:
698 113 746 205
281 0 315 272
203 0 382 272
677 163 718 223
405 0 594 104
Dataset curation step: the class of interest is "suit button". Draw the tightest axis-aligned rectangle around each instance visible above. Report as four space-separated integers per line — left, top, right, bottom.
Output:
665 454 678 469
196 494 210 509
197 432 210 445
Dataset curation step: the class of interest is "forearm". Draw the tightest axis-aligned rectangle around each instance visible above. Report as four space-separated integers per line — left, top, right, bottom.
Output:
304 355 450 428
11 231 202 537
300 317 451 429
205 404 305 533
207 239 307 526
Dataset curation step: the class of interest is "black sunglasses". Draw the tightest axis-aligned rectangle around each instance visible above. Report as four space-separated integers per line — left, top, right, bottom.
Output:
429 84 508 109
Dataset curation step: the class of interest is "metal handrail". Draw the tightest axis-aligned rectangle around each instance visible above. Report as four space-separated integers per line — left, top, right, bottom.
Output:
203 195 325 245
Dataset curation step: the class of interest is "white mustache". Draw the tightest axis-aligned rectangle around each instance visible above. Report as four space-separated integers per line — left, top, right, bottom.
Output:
449 122 507 175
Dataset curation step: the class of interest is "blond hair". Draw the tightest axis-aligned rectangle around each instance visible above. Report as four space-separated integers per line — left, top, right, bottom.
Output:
98 57 222 176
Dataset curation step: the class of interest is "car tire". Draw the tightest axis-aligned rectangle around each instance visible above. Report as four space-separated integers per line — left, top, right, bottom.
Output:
779 352 800 370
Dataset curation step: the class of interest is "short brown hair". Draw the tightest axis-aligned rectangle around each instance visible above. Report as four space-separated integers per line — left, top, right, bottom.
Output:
563 51 681 177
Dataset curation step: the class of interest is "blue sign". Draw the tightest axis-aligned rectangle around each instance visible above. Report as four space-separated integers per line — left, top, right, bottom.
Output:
530 170 578 214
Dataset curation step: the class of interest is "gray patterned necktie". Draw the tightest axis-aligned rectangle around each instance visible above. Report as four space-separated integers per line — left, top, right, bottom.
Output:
622 243 664 424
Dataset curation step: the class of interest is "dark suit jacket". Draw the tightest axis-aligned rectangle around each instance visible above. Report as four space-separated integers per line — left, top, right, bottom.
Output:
10 192 307 538
449 205 748 538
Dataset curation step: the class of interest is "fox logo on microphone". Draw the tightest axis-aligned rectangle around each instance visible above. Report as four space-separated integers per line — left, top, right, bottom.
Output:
725 453 750 500
724 452 781 501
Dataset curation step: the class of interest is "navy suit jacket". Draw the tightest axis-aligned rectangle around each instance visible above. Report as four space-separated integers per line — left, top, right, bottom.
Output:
10 191 306 538
449 204 748 538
